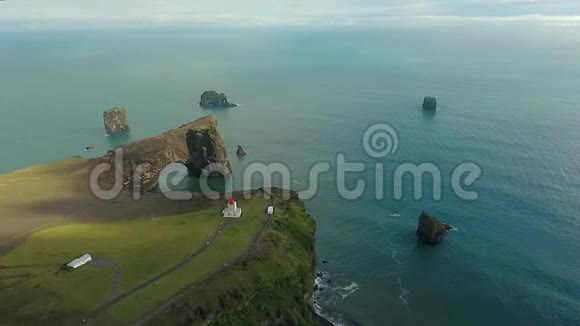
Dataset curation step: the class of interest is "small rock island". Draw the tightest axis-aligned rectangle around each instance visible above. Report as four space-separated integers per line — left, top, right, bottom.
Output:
236 145 247 157
199 90 237 108
103 107 130 135
422 96 437 111
416 211 452 245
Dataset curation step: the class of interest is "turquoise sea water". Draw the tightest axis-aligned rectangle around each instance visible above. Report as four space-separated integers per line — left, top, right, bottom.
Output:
1 26 580 325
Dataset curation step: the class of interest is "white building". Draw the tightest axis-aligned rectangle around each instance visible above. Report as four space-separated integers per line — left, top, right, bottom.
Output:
267 206 274 215
222 199 242 218
67 254 92 269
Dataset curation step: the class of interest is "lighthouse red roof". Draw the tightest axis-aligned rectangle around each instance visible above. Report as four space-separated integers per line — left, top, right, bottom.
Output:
228 199 235 205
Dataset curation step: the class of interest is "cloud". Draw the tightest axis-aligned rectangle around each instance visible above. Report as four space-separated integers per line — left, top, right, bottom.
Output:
0 0 579 28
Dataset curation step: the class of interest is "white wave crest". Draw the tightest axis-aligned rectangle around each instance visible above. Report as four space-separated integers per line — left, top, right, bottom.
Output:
397 277 410 311
391 249 403 265
339 282 359 299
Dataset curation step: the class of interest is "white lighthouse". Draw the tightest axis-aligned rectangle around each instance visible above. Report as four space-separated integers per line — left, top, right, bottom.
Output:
222 199 242 218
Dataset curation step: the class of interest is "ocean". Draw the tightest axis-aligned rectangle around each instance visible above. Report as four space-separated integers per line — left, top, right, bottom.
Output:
1 25 579 325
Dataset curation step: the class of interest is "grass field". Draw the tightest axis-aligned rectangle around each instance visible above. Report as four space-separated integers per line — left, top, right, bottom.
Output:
147 193 317 326
0 189 269 324
0 157 90 249
104 196 269 322
0 158 318 325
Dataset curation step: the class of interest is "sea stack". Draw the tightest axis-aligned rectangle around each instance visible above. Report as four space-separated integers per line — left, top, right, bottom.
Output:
94 114 230 192
103 107 130 135
199 91 237 108
416 211 452 245
422 96 437 111
236 145 247 157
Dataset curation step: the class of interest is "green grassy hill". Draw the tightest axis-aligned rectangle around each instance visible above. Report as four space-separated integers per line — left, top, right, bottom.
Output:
0 157 318 325
144 191 317 325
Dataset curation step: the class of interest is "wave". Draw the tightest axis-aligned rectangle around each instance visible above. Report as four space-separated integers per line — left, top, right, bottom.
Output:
313 271 348 326
339 282 359 299
314 270 359 305
388 212 401 217
313 302 350 326
397 277 410 311
315 271 328 287
313 300 363 326
392 249 403 265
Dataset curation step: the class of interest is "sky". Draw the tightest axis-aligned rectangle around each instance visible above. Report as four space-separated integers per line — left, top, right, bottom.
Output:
1 0 580 28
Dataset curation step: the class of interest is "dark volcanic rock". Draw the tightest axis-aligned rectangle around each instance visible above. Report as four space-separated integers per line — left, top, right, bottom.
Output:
199 91 237 108
103 107 130 135
236 145 247 157
94 114 230 192
416 211 452 245
422 96 437 111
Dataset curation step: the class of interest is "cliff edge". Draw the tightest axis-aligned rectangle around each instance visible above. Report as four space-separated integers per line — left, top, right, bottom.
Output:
144 189 319 325
93 114 230 192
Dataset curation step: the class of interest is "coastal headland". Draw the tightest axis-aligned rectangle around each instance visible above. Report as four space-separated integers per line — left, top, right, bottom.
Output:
0 118 319 325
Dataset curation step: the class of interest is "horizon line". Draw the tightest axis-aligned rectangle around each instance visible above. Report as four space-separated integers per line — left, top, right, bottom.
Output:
2 14 580 29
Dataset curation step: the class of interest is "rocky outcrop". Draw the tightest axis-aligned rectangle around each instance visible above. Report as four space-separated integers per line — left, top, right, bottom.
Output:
236 145 247 157
103 107 130 135
422 96 437 111
93 114 230 192
199 91 237 108
416 211 452 245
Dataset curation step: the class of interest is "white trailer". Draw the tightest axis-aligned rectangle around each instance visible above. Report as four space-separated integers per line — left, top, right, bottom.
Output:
66 254 92 269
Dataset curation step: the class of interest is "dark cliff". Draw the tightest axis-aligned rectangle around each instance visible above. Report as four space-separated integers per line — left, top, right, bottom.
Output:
199 91 237 108
422 96 437 111
93 114 230 192
416 211 451 244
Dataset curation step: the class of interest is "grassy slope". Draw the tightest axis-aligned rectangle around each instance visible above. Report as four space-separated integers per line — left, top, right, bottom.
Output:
0 157 319 325
147 192 317 326
104 196 269 323
0 211 217 322
0 157 89 242
0 157 89 207
0 196 269 324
